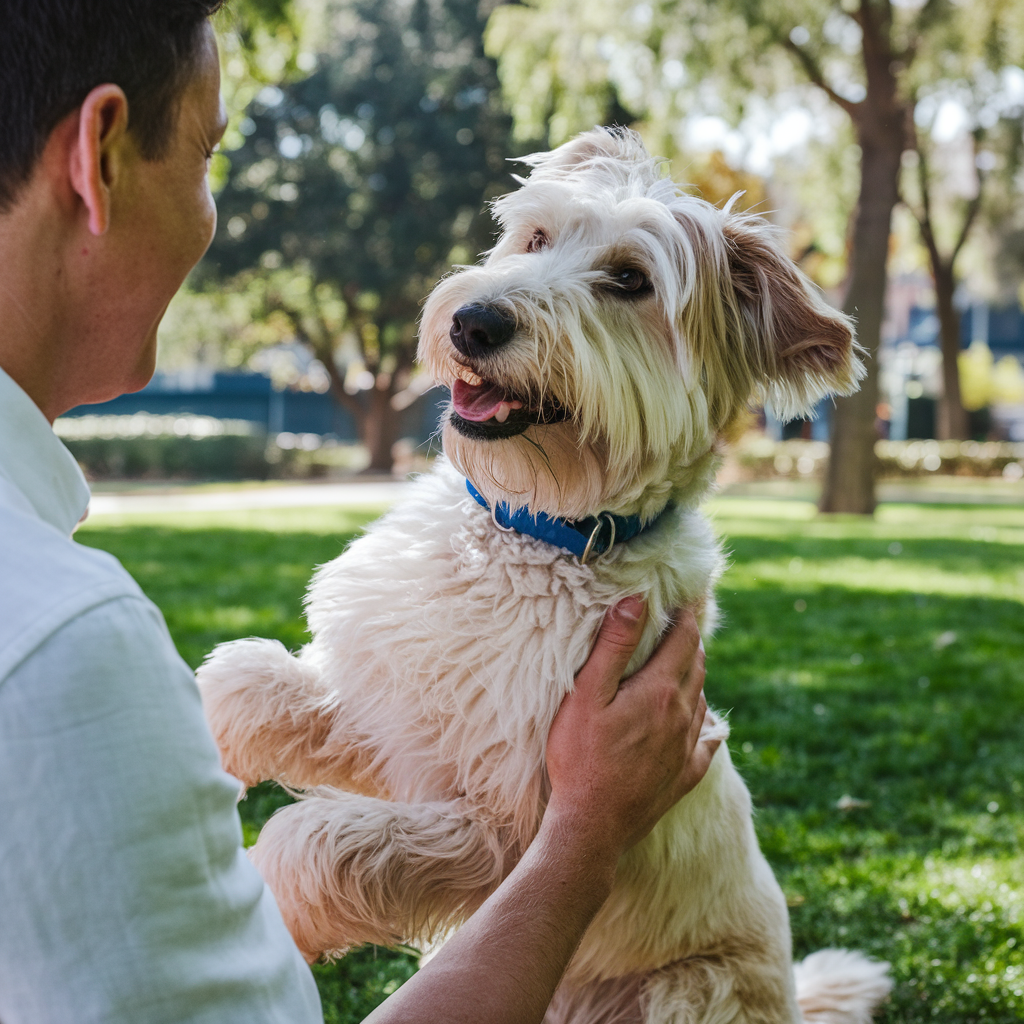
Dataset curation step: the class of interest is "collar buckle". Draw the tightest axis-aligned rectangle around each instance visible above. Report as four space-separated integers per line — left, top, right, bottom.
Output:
580 513 616 565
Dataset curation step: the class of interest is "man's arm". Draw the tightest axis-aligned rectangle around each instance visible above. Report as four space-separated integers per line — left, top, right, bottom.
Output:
365 598 717 1024
0 594 322 1024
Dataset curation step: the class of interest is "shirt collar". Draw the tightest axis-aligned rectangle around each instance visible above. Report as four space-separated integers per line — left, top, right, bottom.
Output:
0 366 91 536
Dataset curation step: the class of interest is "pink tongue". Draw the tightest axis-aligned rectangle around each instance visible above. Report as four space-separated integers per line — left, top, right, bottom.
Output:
452 378 507 422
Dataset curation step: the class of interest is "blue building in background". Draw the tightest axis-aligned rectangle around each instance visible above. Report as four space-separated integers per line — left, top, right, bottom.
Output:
62 369 447 445
905 303 1024 359
765 302 1024 442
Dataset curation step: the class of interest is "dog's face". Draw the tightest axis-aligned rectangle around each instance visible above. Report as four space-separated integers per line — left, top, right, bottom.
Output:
419 129 862 520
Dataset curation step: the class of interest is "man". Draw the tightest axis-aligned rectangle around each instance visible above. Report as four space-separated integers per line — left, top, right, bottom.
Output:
0 3 719 1022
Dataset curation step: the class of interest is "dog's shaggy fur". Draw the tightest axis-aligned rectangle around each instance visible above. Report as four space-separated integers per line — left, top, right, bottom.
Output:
198 129 890 1023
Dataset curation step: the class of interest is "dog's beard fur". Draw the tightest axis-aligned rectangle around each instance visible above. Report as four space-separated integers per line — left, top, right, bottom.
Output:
419 128 863 522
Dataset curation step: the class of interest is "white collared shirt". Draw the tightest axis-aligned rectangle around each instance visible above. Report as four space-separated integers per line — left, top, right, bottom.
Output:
0 367 322 1023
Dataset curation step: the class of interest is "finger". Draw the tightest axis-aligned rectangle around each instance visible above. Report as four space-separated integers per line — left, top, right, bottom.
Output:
634 608 701 694
574 595 648 707
685 697 710 750
681 643 707 707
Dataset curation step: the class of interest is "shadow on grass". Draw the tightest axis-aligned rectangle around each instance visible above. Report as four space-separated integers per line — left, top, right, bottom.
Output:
77 514 1024 1022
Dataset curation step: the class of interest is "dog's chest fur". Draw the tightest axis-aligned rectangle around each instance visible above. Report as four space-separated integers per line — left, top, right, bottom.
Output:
304 462 721 814
292 462 785 979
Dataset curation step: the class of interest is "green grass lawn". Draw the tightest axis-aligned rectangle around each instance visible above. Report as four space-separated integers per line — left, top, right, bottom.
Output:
78 497 1024 1022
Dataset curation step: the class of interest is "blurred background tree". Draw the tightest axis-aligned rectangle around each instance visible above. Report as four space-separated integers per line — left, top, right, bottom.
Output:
147 0 1024 486
189 0 520 471
900 31 1024 442
486 0 1024 513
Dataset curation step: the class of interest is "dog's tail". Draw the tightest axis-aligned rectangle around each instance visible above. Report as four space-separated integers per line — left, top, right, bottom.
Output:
794 949 892 1023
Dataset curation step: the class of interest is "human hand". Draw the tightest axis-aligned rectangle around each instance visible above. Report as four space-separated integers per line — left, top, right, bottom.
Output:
545 598 719 863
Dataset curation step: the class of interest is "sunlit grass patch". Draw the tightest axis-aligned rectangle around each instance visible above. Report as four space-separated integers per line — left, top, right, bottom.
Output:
77 497 1024 1022
85 504 387 535
77 508 385 665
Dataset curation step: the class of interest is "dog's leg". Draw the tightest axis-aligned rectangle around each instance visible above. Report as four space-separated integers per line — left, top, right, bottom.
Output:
197 638 380 793
250 792 509 961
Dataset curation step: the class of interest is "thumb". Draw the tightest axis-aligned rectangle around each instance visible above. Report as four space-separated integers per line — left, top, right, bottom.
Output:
574 596 648 707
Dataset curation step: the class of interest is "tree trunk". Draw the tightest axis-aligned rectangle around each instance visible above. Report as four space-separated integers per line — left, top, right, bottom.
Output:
819 127 903 514
361 380 401 473
933 263 969 440
318 338 401 475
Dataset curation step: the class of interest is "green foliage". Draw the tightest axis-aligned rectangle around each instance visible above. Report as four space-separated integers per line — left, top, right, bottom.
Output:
158 266 350 372
487 0 1024 141
311 947 419 1023
212 0 306 191
203 0 518 354
196 0 525 469
485 0 1024 287
77 497 1024 1021
707 497 1024 1021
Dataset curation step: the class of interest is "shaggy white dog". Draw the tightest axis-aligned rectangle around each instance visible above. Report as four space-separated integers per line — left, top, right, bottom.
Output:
198 128 891 1023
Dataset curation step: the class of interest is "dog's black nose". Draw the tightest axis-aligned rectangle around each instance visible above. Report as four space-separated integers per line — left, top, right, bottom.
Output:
450 304 516 357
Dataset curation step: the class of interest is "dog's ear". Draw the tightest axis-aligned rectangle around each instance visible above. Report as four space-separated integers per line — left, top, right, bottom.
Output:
721 214 863 421
519 127 649 180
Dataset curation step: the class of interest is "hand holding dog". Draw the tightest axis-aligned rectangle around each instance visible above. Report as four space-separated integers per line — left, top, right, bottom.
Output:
546 599 718 865
364 598 715 1024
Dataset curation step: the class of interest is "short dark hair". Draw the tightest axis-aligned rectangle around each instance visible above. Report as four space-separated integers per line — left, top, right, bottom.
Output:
0 0 226 210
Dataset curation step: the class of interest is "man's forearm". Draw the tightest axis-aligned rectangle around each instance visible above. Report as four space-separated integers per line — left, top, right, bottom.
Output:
363 809 618 1024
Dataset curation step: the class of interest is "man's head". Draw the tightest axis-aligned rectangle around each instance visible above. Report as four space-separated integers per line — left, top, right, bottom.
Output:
0 1 228 420
1 1 225 211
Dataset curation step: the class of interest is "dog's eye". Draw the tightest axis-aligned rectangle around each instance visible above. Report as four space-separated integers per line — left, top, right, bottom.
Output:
608 267 651 294
526 229 549 253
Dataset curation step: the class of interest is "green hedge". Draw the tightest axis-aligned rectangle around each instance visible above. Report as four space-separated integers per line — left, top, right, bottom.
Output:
64 434 273 480
733 437 1024 481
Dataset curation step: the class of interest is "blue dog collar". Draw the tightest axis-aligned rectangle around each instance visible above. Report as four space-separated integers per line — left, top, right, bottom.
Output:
466 479 671 564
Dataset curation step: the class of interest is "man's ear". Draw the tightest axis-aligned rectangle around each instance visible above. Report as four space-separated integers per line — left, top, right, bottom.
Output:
68 84 131 236
722 214 863 420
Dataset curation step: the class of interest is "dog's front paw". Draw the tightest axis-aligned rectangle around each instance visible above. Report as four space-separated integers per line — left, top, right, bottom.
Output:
197 637 314 787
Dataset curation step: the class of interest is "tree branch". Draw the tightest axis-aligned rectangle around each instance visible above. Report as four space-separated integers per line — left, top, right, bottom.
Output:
269 299 365 422
951 195 981 266
911 144 944 270
951 132 986 265
909 130 986 273
781 37 861 118
900 0 944 64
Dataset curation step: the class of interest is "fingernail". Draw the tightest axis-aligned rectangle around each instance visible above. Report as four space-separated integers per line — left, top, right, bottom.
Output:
612 595 645 621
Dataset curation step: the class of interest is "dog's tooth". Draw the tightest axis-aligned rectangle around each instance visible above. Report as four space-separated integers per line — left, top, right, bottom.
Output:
455 366 483 387
495 403 511 424
509 400 523 410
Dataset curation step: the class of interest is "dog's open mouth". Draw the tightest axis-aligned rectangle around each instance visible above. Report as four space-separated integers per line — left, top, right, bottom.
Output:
449 365 567 440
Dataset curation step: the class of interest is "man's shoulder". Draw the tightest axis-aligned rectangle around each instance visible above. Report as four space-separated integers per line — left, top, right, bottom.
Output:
0 501 145 681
